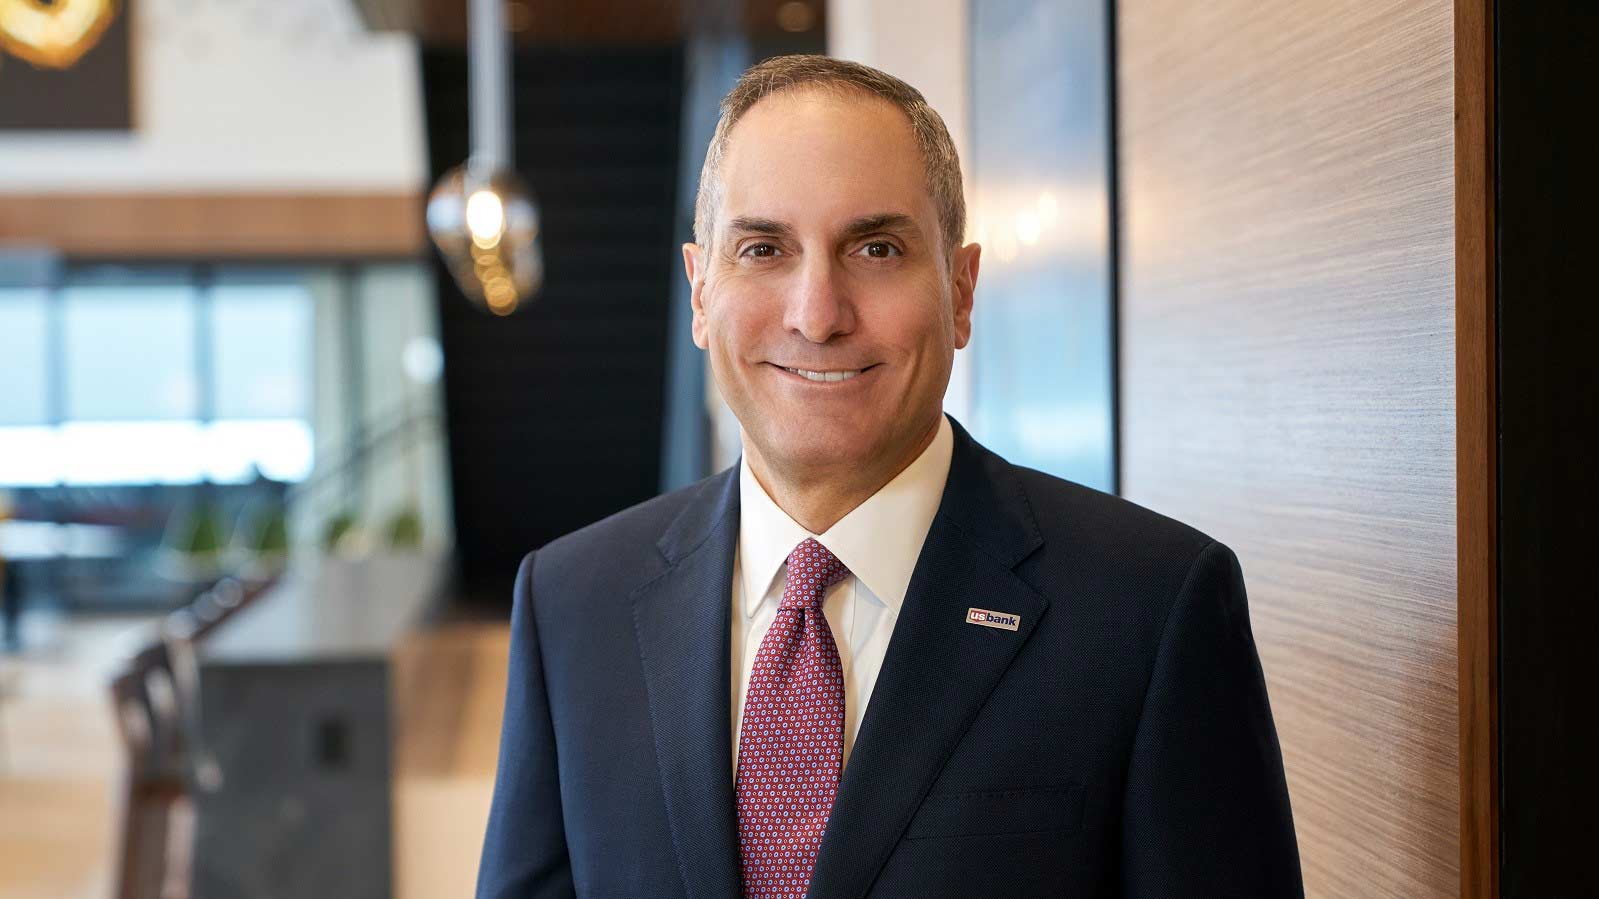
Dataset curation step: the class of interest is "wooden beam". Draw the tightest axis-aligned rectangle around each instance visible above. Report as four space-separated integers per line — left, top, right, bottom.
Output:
1456 0 1498 896
354 0 824 47
0 192 425 259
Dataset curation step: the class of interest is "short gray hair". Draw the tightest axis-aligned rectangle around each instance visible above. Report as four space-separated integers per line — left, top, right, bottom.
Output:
692 54 966 259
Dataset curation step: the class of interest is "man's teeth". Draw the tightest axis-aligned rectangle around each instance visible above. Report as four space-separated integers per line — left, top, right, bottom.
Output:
783 367 862 382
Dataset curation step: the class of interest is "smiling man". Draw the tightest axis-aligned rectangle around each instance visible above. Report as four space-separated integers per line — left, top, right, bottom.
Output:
476 55 1303 899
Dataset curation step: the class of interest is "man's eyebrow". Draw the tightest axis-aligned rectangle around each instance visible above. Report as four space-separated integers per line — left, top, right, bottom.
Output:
839 213 918 240
724 217 794 238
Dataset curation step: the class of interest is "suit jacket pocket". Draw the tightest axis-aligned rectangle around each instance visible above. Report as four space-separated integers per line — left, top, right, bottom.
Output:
904 783 1086 840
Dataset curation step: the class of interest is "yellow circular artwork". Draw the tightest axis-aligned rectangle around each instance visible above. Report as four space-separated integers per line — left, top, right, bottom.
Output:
0 0 118 70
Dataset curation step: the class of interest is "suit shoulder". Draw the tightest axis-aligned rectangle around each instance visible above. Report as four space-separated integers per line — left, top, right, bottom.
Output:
1023 460 1208 547
1002 464 1234 641
1008 464 1220 571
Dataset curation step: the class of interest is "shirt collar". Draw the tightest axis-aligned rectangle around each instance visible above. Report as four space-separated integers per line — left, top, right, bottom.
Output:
737 414 954 618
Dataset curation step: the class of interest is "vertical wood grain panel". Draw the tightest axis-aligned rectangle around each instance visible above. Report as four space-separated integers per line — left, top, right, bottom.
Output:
1118 2 1457 897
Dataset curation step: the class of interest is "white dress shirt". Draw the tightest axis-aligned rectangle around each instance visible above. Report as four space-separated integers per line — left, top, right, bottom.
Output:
731 414 954 773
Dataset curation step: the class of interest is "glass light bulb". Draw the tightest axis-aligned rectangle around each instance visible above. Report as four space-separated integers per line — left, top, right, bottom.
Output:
465 189 505 248
427 164 544 315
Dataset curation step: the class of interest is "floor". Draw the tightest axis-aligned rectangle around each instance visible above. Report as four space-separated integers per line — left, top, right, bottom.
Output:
0 611 511 899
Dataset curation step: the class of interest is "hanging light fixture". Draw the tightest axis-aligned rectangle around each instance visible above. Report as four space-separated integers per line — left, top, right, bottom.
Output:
426 0 543 316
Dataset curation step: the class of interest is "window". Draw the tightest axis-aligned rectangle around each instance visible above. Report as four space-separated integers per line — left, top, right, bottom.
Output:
0 286 50 426
0 265 315 487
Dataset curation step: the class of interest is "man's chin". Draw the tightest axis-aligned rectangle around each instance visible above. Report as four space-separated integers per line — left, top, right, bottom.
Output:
749 426 879 475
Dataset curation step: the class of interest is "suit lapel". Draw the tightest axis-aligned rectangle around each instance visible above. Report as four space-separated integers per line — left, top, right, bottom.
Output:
630 468 743 899
807 420 1049 899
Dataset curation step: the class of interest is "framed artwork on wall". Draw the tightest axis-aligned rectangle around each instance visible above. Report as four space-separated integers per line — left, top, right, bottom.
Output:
0 0 133 130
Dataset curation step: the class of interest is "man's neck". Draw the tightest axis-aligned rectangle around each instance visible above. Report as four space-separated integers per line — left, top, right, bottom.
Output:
743 415 943 534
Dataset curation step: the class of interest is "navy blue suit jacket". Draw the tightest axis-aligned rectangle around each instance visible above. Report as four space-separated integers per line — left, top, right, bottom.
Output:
476 418 1303 898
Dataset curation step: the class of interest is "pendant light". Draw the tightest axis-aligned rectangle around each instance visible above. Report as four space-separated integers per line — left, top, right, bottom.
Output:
426 0 543 315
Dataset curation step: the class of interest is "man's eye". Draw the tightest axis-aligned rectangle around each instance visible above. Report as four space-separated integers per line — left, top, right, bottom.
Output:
861 241 901 259
742 243 780 258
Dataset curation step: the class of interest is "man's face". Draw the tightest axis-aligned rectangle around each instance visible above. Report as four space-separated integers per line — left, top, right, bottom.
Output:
684 89 979 481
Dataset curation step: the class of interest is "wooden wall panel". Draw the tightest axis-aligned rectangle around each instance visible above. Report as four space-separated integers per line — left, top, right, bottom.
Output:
1117 2 1456 897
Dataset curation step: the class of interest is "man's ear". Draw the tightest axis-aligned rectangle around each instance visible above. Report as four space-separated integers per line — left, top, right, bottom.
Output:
951 242 980 350
683 242 710 349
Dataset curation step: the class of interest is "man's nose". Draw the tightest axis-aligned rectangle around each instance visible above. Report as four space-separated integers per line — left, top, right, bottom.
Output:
783 256 855 343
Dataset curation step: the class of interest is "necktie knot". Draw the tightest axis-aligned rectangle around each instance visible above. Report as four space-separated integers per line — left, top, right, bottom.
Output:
780 538 850 611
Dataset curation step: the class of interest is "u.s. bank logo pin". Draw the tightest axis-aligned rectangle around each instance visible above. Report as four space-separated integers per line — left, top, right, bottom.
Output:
967 607 1020 632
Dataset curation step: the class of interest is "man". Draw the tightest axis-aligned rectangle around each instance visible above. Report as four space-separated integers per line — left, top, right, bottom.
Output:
477 55 1302 898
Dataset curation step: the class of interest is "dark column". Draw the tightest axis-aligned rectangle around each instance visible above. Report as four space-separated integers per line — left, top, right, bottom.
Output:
1494 2 1599 895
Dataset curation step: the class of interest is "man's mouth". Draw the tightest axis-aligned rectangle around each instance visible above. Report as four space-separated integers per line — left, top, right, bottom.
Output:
779 365 868 383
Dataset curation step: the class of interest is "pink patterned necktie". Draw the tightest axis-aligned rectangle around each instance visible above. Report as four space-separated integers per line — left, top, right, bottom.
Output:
735 537 850 899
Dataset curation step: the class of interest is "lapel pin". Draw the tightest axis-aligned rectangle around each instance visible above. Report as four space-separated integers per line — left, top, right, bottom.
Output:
966 607 1020 632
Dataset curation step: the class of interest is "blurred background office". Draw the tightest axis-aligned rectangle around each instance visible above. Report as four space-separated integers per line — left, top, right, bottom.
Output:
0 0 1590 898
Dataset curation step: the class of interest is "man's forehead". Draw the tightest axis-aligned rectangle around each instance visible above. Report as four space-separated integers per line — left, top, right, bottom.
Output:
715 90 934 238
721 88 919 173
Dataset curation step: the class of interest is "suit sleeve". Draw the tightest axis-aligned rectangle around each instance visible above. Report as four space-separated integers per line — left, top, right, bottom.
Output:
476 550 577 899
1120 540 1304 898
